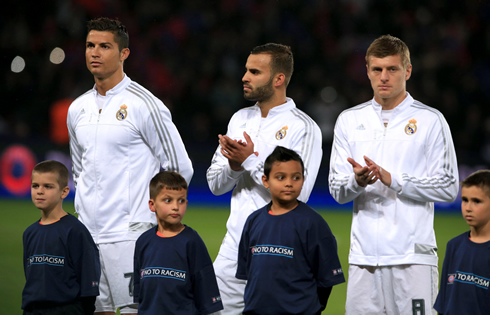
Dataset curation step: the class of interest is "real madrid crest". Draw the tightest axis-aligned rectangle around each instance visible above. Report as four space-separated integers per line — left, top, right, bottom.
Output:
404 119 417 135
116 104 128 121
275 125 288 140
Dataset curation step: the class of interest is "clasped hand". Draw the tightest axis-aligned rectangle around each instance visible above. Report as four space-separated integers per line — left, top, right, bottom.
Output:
347 156 392 187
219 132 258 171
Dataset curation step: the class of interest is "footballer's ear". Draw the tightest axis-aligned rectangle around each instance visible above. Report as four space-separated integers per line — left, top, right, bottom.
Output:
149 199 156 213
120 48 130 62
273 73 286 87
405 64 412 81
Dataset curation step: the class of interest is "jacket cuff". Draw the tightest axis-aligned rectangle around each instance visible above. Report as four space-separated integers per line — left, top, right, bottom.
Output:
348 173 365 193
390 173 403 193
241 154 261 173
227 163 245 178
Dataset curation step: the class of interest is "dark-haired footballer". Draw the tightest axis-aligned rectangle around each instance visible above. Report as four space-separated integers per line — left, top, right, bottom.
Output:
67 17 193 314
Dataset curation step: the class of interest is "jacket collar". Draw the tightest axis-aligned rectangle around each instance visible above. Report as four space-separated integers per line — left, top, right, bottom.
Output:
371 92 413 113
92 74 132 97
252 97 296 118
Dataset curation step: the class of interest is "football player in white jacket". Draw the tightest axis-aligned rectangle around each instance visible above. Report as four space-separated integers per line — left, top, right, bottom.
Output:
67 18 193 315
207 43 322 314
329 35 458 315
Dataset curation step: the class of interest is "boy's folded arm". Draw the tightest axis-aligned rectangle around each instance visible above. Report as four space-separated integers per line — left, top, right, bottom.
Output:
235 272 247 280
316 286 333 314
80 296 96 315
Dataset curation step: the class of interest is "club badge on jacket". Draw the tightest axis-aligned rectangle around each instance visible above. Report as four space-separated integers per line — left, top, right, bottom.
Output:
276 126 288 140
405 119 417 135
116 104 128 121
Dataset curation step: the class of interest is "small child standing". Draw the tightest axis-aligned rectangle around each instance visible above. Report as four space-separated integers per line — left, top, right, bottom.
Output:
22 160 100 314
133 171 223 314
434 170 490 314
236 146 345 314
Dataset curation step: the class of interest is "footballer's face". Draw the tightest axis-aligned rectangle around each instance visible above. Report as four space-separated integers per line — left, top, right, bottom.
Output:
461 185 490 232
262 160 304 210
149 187 188 230
366 54 412 109
86 30 129 81
31 172 69 212
242 53 275 103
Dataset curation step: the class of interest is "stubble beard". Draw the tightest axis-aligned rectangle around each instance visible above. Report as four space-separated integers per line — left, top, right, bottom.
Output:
243 76 274 102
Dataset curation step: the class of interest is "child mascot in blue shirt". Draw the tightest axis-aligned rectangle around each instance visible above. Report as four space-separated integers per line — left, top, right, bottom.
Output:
133 171 223 314
236 146 345 314
22 160 100 314
434 170 490 314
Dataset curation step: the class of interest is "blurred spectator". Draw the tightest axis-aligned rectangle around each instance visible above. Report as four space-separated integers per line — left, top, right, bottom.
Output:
1 0 489 172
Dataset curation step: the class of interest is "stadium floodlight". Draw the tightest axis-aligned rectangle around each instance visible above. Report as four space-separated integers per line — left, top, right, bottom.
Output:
50 47 65 64
11 56 25 73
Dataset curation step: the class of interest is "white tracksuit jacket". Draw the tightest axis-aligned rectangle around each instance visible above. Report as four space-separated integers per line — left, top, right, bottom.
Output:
207 98 323 261
329 93 458 266
67 75 193 244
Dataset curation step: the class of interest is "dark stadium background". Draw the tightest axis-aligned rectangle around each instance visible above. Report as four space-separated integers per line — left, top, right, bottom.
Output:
1 1 488 313
1 0 489 210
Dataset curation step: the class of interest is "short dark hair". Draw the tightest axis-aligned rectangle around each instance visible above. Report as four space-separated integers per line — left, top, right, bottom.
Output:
87 17 129 51
366 34 411 69
264 146 304 178
461 170 490 197
251 43 294 86
149 171 188 200
32 160 69 188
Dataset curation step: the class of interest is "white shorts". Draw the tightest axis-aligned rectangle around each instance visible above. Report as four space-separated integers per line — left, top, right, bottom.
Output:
345 264 438 315
95 241 139 314
213 253 246 315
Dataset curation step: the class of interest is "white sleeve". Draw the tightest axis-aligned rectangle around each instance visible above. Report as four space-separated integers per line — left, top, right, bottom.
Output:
328 114 366 204
390 114 459 202
241 117 323 203
67 105 82 188
206 118 245 196
288 118 323 202
140 99 194 185
206 147 245 196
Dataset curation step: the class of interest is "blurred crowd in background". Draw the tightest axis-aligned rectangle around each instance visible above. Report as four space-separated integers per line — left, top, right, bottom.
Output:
1 0 489 187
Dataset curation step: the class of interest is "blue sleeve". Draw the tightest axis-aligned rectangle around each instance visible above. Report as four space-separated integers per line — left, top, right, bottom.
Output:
191 232 224 314
194 264 223 314
23 228 29 279
434 241 452 314
133 239 141 303
236 216 251 280
308 218 345 288
70 224 100 298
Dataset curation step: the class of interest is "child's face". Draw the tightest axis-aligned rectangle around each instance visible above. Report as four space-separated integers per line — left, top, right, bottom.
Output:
31 171 68 212
149 187 188 228
461 185 490 230
262 160 304 205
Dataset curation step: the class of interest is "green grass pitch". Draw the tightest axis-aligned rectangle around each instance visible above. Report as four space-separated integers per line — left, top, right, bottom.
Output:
1 199 467 314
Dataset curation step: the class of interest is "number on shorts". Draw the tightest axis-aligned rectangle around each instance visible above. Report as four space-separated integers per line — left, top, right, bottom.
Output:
412 299 425 315
124 272 134 297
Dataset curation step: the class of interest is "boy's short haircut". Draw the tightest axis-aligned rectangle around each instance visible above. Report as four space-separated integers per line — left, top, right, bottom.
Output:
149 171 188 199
264 146 304 178
366 34 411 69
32 160 69 188
87 17 129 51
251 43 294 86
461 170 490 197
